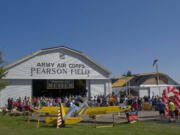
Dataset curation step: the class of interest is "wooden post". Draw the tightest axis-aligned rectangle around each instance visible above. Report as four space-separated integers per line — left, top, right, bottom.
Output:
118 112 120 118
27 111 30 126
94 115 96 128
57 119 59 129
36 113 40 128
113 113 115 127
56 111 59 128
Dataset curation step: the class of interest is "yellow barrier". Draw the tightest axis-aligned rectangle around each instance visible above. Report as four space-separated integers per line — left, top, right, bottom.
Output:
143 103 151 110
95 114 113 118
96 124 114 128
94 113 115 128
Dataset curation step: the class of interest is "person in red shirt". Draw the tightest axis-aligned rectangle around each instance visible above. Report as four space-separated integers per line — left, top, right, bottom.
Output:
113 96 117 105
134 101 138 111
33 97 37 107
55 98 59 104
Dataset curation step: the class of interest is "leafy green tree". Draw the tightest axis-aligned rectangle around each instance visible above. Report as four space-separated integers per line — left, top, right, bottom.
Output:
126 70 132 76
0 50 7 90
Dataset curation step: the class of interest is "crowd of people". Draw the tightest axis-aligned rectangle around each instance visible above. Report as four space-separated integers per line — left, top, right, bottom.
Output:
90 95 144 111
6 94 150 112
6 94 142 112
91 95 179 121
155 97 179 121
5 94 179 121
6 95 85 112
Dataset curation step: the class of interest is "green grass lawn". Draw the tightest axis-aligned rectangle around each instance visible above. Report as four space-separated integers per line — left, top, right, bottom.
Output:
0 113 179 135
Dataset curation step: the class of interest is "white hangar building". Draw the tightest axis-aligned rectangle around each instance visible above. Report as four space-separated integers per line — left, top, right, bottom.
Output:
0 46 112 107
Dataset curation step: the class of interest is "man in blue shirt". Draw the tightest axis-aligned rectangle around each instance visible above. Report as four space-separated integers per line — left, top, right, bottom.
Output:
157 99 165 120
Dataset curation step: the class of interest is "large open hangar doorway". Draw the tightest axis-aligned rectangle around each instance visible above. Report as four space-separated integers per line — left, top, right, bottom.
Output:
32 79 87 97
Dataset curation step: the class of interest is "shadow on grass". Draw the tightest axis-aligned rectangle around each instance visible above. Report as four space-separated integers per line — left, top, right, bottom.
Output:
151 119 180 125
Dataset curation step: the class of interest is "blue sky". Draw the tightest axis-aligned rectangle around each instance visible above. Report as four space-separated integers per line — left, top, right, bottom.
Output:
0 0 180 83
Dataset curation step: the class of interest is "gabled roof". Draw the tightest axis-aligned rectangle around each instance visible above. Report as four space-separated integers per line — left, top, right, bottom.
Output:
112 72 179 87
4 46 112 74
112 76 133 87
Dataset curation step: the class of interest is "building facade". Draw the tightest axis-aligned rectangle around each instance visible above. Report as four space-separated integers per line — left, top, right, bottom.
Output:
0 46 112 107
112 72 179 98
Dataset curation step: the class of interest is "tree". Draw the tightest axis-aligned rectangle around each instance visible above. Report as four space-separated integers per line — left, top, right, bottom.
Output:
0 50 7 90
126 70 132 76
122 71 132 77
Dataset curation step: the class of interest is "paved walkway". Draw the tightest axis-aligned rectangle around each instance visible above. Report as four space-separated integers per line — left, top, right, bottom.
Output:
80 110 160 124
138 110 159 120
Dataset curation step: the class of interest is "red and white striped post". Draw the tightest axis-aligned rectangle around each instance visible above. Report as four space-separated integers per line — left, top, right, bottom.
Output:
57 103 62 128
174 91 180 115
162 89 169 118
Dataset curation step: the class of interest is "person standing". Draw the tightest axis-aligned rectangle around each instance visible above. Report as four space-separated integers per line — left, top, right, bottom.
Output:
157 99 165 120
168 100 175 122
138 98 142 111
174 104 179 121
134 100 139 112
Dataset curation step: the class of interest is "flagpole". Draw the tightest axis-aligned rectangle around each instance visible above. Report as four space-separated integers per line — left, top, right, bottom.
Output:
153 59 160 96
156 63 159 85
156 63 160 96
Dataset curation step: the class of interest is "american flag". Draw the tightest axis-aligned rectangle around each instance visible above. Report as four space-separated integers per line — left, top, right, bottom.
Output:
57 103 62 128
152 59 158 67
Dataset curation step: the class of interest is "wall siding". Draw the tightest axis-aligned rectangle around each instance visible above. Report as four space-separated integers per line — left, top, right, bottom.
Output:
141 85 178 98
0 80 32 107
90 80 112 98
106 80 112 96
